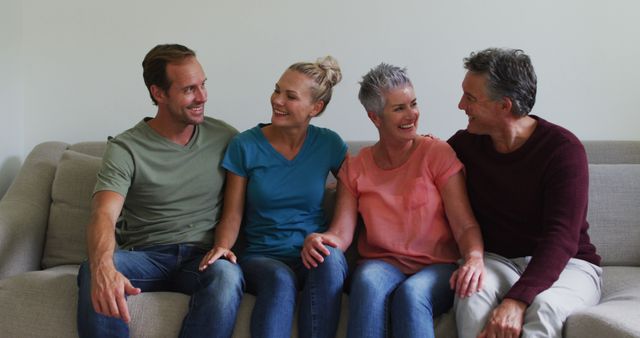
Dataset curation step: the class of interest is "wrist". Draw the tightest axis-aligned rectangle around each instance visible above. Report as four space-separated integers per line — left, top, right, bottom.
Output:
464 251 483 261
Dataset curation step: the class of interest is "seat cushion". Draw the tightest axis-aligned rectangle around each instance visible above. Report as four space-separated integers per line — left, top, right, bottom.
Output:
565 267 640 338
42 150 101 268
0 265 80 337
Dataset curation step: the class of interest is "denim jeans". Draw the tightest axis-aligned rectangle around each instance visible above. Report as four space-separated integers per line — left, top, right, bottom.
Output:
77 244 244 338
347 259 457 338
240 245 348 338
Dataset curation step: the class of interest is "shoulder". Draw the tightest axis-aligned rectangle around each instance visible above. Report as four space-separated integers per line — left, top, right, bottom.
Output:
447 129 478 152
308 125 347 156
309 125 344 143
534 116 586 160
202 116 238 137
104 120 150 154
422 135 456 154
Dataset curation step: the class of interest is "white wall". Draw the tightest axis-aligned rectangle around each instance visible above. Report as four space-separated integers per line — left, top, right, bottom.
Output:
0 0 24 198
3 0 640 196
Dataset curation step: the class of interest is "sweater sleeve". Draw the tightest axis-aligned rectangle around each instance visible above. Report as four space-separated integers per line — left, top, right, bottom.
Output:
505 141 590 304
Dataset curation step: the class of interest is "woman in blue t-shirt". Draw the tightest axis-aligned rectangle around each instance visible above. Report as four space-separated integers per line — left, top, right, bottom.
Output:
198 56 348 338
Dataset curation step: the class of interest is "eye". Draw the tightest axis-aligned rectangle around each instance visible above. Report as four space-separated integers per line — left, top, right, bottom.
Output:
287 94 298 100
184 86 195 94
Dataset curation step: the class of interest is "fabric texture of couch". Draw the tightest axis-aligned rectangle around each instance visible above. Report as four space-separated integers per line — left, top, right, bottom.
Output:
0 140 638 337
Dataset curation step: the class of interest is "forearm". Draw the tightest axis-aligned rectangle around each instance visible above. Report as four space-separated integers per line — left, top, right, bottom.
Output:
86 191 124 273
213 217 241 249
456 225 484 261
87 212 118 272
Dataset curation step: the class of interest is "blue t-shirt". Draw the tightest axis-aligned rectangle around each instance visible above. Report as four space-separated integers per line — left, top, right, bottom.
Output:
222 124 347 261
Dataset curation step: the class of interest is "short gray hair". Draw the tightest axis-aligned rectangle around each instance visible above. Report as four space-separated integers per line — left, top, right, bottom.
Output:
464 48 537 117
358 63 412 116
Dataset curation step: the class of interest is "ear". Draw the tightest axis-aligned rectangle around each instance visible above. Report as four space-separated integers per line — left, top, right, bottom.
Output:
310 100 325 117
150 85 167 104
500 97 513 114
367 111 382 128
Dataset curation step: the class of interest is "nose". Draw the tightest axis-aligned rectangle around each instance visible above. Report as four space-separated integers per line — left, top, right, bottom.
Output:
195 86 207 103
457 96 465 110
271 91 283 106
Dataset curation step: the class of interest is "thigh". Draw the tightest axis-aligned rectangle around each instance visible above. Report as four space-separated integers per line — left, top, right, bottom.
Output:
528 258 602 317
112 249 175 291
241 256 298 295
174 251 244 295
350 260 406 297
480 252 523 297
400 263 457 313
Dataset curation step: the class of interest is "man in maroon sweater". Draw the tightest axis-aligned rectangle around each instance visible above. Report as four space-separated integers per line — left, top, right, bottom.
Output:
448 48 602 338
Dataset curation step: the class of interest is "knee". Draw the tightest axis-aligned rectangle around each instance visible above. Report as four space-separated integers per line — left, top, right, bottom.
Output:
251 264 297 296
313 246 347 278
527 295 563 320
201 260 244 291
393 282 425 308
351 265 393 297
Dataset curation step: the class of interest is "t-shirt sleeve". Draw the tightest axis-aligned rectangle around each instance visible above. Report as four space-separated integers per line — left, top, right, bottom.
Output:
428 139 464 191
221 135 249 178
337 154 359 198
93 140 133 197
328 130 348 175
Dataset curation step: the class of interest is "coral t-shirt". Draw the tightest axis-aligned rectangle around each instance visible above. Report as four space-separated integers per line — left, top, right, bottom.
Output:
338 136 464 274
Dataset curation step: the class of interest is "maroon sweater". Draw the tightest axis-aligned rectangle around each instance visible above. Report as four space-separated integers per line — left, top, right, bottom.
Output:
448 116 600 305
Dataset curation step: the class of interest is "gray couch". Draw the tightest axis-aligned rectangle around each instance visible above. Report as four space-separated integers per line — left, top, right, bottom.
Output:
0 140 639 338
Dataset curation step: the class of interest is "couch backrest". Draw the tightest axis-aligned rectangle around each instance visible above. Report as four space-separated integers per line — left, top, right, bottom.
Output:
38 141 639 268
41 142 106 268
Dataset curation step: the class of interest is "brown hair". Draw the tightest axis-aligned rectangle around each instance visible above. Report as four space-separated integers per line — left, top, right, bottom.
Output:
142 44 196 105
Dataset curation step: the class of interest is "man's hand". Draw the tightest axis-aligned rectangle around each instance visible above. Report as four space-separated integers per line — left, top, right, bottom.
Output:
478 298 527 338
450 255 485 297
199 247 237 271
301 233 339 269
91 265 141 323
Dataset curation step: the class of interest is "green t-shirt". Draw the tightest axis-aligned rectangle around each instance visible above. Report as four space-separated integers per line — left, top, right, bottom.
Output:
94 116 238 249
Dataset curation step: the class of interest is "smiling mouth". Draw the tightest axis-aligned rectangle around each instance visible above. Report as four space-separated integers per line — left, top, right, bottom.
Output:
400 123 414 129
273 109 289 116
189 105 204 113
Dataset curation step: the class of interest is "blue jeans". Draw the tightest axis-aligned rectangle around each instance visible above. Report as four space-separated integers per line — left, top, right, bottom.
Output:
77 244 244 338
240 245 348 338
347 260 457 338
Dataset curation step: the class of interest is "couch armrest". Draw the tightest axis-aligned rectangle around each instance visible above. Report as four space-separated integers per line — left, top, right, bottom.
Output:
0 142 68 279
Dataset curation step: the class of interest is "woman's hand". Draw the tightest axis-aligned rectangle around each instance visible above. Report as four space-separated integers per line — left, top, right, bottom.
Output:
449 255 485 297
301 233 340 269
199 247 237 271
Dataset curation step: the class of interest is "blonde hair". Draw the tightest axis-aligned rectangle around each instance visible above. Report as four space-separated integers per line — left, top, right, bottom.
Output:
288 56 342 115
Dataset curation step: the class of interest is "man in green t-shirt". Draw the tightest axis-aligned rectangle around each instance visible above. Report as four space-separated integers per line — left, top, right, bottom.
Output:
77 44 243 338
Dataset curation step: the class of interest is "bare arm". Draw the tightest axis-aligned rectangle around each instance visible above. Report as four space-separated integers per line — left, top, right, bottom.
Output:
301 180 358 268
199 171 247 270
440 171 485 298
87 190 140 323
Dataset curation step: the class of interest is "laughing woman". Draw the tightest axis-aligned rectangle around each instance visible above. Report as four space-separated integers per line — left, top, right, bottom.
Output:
302 63 485 338
198 56 348 338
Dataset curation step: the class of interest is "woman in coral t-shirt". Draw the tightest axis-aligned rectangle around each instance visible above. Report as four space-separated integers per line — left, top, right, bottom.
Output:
302 63 485 338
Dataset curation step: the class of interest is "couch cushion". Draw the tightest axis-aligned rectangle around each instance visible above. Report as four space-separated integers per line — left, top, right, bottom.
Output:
42 150 101 268
587 164 640 266
543 266 640 338
0 265 79 337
